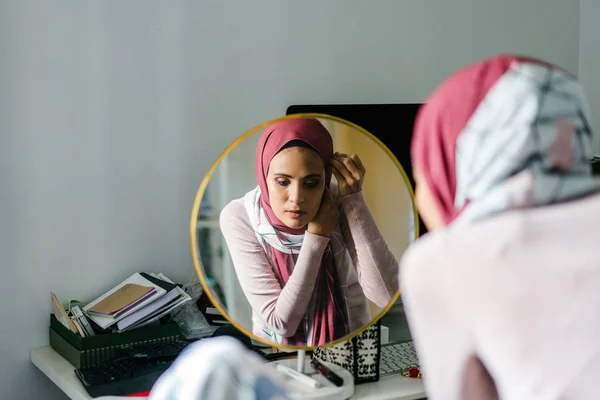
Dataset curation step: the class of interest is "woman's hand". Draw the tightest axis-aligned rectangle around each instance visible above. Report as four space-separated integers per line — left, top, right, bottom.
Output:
331 152 366 197
307 189 339 237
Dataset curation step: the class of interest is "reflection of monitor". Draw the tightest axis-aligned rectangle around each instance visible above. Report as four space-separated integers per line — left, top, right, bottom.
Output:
287 104 427 237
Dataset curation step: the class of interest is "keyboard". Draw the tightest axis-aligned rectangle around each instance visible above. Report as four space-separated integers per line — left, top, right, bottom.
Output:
379 340 419 376
74 342 188 397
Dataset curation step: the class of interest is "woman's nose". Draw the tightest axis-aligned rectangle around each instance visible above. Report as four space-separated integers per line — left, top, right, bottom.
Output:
288 184 305 204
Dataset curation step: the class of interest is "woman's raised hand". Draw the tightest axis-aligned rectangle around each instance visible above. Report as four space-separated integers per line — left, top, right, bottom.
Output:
330 152 366 197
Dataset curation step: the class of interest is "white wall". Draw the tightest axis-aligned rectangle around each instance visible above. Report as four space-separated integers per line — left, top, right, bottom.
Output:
579 0 600 153
0 1 580 399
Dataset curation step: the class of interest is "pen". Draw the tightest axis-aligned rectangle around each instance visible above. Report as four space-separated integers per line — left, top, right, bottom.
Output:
276 363 322 388
311 358 344 387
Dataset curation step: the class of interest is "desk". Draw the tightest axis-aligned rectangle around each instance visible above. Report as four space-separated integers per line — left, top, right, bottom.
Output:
31 346 427 400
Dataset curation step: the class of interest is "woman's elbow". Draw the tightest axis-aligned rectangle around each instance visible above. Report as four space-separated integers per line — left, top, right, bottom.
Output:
265 321 299 337
263 313 302 337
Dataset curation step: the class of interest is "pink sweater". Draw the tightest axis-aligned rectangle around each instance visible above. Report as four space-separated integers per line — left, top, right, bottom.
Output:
220 190 399 343
400 192 600 399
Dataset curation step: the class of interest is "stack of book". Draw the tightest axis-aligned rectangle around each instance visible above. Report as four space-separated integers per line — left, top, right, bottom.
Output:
82 272 192 332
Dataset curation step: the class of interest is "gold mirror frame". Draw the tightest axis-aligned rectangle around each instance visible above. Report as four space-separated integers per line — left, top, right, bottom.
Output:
190 113 419 351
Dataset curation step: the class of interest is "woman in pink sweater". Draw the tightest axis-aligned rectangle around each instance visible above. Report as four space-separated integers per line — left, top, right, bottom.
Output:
400 54 600 399
219 118 399 347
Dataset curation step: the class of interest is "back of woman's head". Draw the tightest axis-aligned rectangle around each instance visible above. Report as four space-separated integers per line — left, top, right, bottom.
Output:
411 53 600 227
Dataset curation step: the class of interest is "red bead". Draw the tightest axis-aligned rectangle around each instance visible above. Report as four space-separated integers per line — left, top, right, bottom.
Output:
408 368 420 378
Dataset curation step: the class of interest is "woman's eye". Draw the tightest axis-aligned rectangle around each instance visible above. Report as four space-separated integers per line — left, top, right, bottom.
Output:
304 180 320 188
276 179 289 186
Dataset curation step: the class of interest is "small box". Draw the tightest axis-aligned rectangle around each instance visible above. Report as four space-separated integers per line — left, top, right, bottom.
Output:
311 319 382 384
49 314 181 368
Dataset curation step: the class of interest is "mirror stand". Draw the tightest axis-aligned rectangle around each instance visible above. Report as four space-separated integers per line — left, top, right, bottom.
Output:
296 349 306 373
264 348 354 400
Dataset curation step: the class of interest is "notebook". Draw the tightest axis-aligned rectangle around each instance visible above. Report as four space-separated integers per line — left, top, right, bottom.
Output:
88 283 155 317
83 273 167 330
115 273 190 331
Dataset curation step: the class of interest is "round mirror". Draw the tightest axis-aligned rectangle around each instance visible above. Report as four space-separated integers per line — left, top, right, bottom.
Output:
191 113 418 350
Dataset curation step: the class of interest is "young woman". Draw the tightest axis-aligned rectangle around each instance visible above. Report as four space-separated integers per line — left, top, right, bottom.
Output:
400 54 600 399
219 117 399 346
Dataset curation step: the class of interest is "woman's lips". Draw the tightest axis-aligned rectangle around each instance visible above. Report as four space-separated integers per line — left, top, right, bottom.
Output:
285 210 306 219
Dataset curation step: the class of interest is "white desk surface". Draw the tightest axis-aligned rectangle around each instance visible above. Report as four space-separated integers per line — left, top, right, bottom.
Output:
31 346 426 400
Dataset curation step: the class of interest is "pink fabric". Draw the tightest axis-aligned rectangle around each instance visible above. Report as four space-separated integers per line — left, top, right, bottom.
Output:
410 54 552 224
400 191 600 399
254 117 343 346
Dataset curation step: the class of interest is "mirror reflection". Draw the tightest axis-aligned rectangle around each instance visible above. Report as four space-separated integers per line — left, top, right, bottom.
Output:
194 115 416 348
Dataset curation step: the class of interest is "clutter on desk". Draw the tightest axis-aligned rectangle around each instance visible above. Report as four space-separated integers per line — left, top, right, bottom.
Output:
171 282 222 340
49 271 228 369
80 272 192 332
49 313 181 369
195 290 229 325
48 272 252 398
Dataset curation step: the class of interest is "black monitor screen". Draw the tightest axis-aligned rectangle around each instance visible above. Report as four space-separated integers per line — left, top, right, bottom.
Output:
286 103 426 237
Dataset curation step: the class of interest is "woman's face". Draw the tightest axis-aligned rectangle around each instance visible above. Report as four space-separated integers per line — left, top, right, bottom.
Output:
266 146 325 229
413 169 446 232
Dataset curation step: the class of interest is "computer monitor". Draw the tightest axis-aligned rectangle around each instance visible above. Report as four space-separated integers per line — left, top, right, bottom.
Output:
286 104 427 237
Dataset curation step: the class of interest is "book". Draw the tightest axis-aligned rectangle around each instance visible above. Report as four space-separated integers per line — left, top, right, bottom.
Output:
70 316 86 337
71 305 96 336
116 272 191 332
119 294 186 331
83 273 167 329
88 283 155 317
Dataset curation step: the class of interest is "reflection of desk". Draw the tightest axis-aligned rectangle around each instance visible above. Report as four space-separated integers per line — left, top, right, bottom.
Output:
31 346 426 400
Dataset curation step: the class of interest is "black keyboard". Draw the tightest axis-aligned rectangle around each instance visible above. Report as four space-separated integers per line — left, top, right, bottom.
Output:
74 342 188 397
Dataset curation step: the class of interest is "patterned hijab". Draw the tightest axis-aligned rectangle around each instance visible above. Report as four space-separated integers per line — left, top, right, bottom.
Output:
411 53 600 225
244 117 348 346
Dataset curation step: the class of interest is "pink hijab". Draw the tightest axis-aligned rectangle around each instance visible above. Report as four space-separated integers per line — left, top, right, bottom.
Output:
255 117 347 346
411 53 598 225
